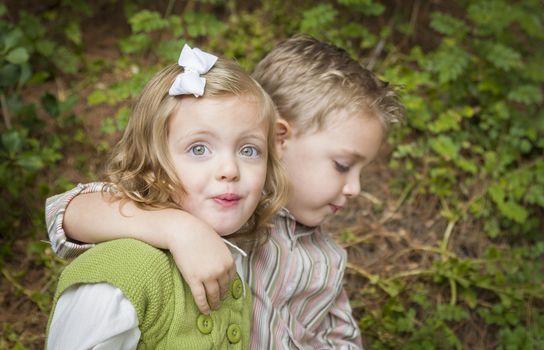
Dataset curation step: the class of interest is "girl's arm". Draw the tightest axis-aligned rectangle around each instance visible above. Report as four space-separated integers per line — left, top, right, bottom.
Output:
48 283 140 349
45 184 235 314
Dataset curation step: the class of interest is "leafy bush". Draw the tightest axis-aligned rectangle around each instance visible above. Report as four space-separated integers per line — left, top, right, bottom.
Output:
1 0 542 348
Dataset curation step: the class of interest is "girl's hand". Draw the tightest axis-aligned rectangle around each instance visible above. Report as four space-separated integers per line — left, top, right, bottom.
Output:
165 217 237 314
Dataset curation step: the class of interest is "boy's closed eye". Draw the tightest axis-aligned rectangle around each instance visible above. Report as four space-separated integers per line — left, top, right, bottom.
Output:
333 160 351 173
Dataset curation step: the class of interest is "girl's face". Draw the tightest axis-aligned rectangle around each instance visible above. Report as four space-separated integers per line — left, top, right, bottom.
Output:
167 95 268 236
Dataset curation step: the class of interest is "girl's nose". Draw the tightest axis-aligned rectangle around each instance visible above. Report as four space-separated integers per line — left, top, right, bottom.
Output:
216 155 240 181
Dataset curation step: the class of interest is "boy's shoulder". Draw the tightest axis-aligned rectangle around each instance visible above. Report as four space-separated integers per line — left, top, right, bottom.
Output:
314 226 348 257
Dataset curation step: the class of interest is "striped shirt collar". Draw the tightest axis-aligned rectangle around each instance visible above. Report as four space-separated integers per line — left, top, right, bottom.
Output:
277 207 319 242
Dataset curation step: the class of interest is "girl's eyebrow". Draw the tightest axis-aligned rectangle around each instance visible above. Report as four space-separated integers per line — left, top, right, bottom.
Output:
240 132 267 142
172 129 267 145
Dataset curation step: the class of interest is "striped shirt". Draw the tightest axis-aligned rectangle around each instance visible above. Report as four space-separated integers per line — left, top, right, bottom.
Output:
45 182 363 349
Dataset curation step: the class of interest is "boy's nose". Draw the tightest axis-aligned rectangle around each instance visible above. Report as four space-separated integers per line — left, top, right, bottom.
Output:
216 155 240 181
343 176 361 197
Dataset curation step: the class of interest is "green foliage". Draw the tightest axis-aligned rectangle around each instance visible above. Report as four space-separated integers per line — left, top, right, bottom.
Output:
0 3 88 263
1 0 542 348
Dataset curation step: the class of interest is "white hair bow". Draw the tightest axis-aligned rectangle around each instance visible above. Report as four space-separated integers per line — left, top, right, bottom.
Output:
168 44 218 97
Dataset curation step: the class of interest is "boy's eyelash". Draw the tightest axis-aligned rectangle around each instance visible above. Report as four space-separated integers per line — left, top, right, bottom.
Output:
334 161 350 173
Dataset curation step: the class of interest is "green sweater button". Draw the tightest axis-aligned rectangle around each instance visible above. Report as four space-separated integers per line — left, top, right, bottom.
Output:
227 324 242 344
231 278 243 299
196 314 213 334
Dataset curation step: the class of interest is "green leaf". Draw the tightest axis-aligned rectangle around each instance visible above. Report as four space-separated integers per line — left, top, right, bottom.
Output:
467 1 514 34
100 117 116 135
522 55 544 82
488 184 505 205
16 154 45 171
1 130 23 155
0 4 6 16
455 157 478 174
430 12 467 37
2 29 24 53
41 93 60 117
167 15 184 37
429 135 459 160
129 10 169 33
437 304 469 322
35 40 56 57
499 201 528 223
183 11 226 38
18 63 31 86
87 90 107 106
337 0 385 16
19 11 45 39
429 109 462 133
0 63 20 88
65 21 82 46
300 4 338 34
58 94 79 114
115 106 130 131
54 46 79 74
119 33 152 55
429 42 470 83
483 42 521 71
5 47 29 64
507 85 542 105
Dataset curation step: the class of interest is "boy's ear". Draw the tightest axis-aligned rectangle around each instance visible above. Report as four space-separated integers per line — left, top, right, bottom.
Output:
275 118 291 158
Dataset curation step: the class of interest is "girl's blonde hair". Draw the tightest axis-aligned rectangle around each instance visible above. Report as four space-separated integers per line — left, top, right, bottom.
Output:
105 58 288 247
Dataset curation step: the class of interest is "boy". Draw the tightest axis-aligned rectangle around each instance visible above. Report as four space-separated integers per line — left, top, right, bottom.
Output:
46 35 403 348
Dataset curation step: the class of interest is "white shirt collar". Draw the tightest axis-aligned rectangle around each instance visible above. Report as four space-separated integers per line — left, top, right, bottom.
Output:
222 239 247 297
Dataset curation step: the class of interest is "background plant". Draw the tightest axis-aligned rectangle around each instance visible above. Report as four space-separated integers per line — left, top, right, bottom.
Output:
1 0 542 349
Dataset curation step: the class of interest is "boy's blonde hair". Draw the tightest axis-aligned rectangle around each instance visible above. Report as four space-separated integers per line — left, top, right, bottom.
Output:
252 35 403 133
106 58 288 246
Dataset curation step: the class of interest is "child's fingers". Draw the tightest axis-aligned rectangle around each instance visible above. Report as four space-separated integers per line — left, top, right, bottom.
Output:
221 265 237 300
218 274 231 300
188 281 211 314
204 280 221 311
228 265 237 282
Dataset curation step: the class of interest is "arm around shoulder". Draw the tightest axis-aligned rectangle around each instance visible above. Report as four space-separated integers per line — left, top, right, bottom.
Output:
46 182 108 258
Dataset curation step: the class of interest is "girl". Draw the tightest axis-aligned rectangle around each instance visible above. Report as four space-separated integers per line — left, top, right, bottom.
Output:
46 44 287 349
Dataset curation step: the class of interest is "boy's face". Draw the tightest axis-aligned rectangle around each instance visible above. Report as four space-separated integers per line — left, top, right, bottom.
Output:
278 111 383 227
167 95 268 236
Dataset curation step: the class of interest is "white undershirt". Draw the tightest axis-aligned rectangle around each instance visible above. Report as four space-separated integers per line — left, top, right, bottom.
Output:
47 240 247 349
48 283 140 350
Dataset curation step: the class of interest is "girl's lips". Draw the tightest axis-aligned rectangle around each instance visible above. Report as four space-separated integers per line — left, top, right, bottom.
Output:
213 193 241 208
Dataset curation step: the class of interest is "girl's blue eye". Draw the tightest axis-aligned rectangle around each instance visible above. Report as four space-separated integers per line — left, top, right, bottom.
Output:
190 144 209 156
240 145 259 158
334 161 350 173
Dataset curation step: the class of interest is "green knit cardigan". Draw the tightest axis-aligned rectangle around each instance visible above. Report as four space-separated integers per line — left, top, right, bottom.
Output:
47 239 252 349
